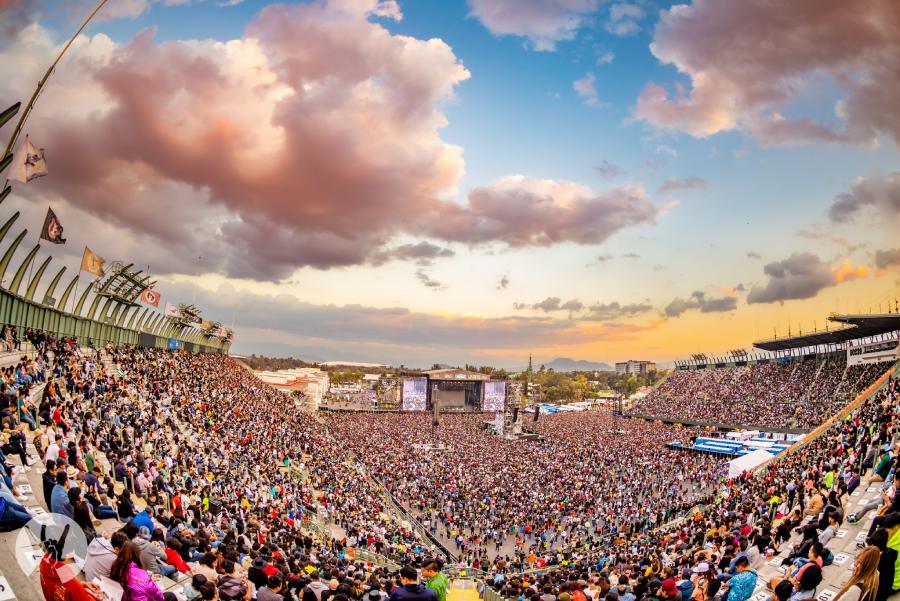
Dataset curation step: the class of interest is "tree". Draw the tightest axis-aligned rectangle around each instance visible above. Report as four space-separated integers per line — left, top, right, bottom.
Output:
613 375 640 398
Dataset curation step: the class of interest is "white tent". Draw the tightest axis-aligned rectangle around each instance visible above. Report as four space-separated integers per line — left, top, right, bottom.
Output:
727 448 773 479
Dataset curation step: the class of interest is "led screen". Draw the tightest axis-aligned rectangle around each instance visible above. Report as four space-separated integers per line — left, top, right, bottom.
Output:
482 381 506 411
402 378 428 411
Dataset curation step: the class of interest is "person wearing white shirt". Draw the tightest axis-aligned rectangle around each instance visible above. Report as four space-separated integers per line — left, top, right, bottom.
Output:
44 436 61 463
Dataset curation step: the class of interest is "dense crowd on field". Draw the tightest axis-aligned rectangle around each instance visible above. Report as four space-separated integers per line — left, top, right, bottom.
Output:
322 411 724 570
629 356 890 430
0 332 898 601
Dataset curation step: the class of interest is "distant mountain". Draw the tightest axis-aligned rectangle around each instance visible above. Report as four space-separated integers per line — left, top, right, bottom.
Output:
543 357 614 372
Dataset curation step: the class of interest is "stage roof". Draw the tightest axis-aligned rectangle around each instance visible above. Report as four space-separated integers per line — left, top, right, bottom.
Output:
424 368 491 381
753 313 900 352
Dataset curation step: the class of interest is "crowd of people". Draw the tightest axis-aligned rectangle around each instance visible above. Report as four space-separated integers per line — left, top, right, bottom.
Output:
322 411 726 570
482 370 899 601
1 330 898 601
629 355 890 429
2 341 461 601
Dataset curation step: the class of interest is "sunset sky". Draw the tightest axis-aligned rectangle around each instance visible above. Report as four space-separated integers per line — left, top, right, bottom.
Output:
1 0 898 368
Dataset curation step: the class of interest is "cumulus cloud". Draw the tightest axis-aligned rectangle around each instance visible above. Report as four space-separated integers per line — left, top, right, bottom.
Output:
466 0 601 51
594 160 622 179
532 297 562 312
415 269 445 290
370 242 455 266
828 172 900 223
605 2 644 36
573 72 599 106
596 49 615 65
515 298 653 321
497 274 510 289
747 251 762 259
658 176 706 193
633 0 900 146
665 291 737 317
875 248 900 269
559 299 585 312
0 2 472 280
427 175 660 248
582 301 653 321
747 252 868 304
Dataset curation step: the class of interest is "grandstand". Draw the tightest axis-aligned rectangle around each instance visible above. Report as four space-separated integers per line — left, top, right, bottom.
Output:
629 312 899 430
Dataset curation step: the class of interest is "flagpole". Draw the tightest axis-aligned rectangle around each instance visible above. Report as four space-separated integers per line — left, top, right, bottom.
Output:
71 277 79 315
2 0 111 162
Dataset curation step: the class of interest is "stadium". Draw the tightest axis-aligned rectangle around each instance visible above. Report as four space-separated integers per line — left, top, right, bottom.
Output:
1 2 899 601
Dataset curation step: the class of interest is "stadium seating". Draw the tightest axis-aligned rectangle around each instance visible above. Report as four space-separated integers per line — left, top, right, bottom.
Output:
629 354 891 429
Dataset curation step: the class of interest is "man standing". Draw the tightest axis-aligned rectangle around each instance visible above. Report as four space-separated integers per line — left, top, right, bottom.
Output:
422 559 448 601
390 566 437 601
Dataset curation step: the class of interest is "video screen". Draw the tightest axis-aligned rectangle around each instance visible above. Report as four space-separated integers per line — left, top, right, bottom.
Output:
483 381 506 411
402 378 428 411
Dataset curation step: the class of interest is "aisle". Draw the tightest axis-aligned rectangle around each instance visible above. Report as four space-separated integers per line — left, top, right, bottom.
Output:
447 579 480 601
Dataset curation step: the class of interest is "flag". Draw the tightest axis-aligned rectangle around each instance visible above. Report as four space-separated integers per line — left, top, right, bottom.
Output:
39 207 66 244
11 137 48 183
140 288 160 308
80 246 105 276
164 302 182 318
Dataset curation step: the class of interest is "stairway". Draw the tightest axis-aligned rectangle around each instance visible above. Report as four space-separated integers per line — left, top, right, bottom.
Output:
448 579 481 601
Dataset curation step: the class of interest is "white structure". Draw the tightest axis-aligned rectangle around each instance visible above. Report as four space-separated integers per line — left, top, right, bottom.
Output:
255 368 330 408
615 360 657 375
727 448 773 479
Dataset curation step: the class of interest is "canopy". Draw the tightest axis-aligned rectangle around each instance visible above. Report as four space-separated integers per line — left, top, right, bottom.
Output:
727 448 773 478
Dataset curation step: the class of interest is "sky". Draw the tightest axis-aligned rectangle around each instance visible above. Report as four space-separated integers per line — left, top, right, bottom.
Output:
0 0 898 368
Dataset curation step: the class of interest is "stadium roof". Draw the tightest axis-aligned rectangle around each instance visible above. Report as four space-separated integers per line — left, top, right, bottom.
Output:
753 313 900 352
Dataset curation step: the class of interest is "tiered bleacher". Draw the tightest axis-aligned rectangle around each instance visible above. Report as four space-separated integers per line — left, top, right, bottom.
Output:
1 318 899 601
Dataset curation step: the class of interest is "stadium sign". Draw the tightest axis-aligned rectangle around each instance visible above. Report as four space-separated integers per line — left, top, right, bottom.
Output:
847 337 900 366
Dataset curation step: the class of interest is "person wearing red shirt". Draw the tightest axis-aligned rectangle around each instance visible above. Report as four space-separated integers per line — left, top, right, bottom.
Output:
40 553 102 601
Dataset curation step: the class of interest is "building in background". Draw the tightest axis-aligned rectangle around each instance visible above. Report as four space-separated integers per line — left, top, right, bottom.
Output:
615 360 657 376
255 368 330 408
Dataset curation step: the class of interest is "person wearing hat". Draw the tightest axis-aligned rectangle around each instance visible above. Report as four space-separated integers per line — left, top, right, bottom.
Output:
659 579 680 601
689 563 711 601
133 525 175 578
248 555 270 590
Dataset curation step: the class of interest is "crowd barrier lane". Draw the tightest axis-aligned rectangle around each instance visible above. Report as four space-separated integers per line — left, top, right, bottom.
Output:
483 584 502 601
354 548 400 571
